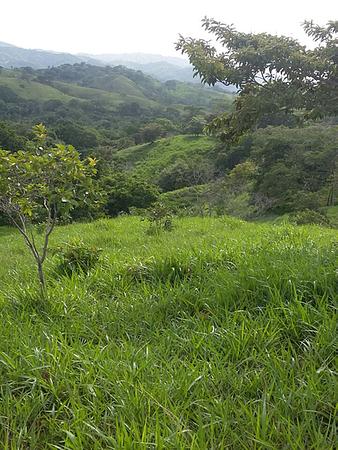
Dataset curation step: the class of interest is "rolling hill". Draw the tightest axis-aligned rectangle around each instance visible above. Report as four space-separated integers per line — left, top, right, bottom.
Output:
0 63 233 148
0 64 231 109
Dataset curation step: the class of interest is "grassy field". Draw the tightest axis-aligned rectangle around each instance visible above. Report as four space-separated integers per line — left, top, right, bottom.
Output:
0 216 337 449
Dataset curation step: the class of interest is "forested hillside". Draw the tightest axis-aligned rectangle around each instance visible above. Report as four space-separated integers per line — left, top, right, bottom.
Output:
0 64 231 149
0 61 336 221
107 126 337 219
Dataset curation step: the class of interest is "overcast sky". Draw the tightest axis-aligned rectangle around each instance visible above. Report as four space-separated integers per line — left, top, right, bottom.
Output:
1 0 337 56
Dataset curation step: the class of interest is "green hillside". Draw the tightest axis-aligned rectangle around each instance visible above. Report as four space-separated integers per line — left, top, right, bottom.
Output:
115 135 218 181
0 64 233 148
51 80 157 109
0 65 231 108
51 81 120 103
112 125 337 220
0 74 73 101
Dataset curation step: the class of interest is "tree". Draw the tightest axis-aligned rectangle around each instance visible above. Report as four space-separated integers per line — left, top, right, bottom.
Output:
176 19 338 142
0 124 97 295
251 125 337 211
55 121 98 150
158 157 213 192
138 123 165 144
0 122 27 151
184 116 207 135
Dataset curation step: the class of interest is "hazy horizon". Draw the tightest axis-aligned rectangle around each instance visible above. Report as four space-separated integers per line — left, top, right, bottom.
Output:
1 0 337 57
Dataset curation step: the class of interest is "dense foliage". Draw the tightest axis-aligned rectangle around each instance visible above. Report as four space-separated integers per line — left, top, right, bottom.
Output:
108 127 337 216
100 172 159 216
252 126 337 211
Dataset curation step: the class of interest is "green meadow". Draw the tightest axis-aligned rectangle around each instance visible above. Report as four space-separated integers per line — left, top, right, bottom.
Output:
0 216 337 449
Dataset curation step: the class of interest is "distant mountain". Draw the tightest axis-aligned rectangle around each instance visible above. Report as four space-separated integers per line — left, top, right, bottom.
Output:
0 41 102 69
0 42 235 90
98 59 196 82
80 52 212 85
88 52 189 68
0 41 17 48
0 42 191 79
87 58 199 84
86 56 236 91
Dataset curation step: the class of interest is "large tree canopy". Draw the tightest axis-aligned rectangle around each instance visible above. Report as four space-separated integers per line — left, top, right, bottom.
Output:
176 19 338 141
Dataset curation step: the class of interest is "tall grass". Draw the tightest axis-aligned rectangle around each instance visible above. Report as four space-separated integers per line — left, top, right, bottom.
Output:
0 216 337 449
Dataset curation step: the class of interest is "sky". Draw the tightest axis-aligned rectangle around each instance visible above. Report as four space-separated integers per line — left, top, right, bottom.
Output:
1 0 337 56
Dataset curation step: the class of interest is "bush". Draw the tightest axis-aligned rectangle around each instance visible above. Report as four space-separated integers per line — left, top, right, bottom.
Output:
101 173 159 216
145 203 173 234
158 158 212 192
289 209 331 226
55 239 102 275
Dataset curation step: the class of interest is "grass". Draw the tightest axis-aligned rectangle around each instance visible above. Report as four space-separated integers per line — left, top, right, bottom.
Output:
0 216 337 449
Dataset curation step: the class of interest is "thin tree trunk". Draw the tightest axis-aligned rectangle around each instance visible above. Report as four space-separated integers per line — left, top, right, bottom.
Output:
327 185 333 206
36 258 46 298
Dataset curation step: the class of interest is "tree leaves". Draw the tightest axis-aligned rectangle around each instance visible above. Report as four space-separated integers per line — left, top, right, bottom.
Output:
0 125 97 290
176 19 338 142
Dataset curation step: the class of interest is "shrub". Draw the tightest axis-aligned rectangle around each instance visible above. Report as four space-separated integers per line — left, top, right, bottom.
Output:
55 239 102 276
289 209 331 226
158 158 212 192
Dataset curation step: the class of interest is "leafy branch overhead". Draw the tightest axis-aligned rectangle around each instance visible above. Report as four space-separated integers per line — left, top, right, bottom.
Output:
176 19 338 141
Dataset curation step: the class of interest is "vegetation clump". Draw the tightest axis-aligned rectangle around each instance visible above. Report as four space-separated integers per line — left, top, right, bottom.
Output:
55 239 102 276
145 202 174 234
